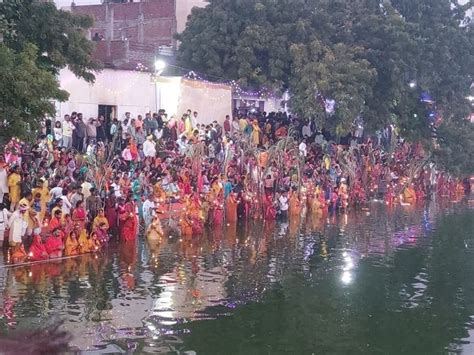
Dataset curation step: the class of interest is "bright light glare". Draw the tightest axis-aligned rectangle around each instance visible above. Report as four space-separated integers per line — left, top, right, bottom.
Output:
155 60 166 72
343 256 354 271
341 271 352 285
408 81 416 89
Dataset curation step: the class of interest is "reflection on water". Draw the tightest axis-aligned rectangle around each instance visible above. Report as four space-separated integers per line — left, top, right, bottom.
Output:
0 201 473 353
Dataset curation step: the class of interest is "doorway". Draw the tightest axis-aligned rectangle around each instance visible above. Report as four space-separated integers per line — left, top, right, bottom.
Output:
98 105 116 141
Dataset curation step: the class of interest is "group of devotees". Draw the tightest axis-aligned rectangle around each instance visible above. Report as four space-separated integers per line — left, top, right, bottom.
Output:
0 108 470 264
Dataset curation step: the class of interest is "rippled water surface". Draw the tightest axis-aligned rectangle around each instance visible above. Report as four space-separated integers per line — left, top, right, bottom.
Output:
1 201 474 354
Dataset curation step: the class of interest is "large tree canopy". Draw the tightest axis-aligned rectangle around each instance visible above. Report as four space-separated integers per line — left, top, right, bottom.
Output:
177 0 474 173
0 0 100 141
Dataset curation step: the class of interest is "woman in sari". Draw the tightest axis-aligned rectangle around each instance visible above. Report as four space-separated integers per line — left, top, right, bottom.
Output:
225 193 238 223
251 120 261 146
91 222 110 247
45 228 64 258
72 200 87 231
29 235 49 261
212 191 224 226
7 167 21 211
180 215 193 236
119 195 138 242
147 214 164 241
78 228 90 253
48 209 62 232
11 244 27 264
105 191 117 234
188 194 204 235
289 189 302 217
92 208 109 232
65 231 80 256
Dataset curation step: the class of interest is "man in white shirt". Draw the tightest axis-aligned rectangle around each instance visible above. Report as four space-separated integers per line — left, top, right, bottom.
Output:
62 115 75 149
299 140 308 158
60 189 73 216
111 178 122 198
0 162 8 203
81 180 92 200
142 195 156 227
143 135 157 158
49 185 63 202
177 136 188 155
192 111 199 128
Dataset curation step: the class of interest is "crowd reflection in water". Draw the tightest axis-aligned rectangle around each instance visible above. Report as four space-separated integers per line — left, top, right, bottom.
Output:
0 201 470 352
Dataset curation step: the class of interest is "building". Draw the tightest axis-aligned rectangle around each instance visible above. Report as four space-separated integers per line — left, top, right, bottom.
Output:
56 68 232 125
69 0 207 70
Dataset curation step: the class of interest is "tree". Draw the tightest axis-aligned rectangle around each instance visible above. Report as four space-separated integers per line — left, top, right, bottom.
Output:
177 0 474 174
0 44 68 141
434 120 474 176
0 0 101 141
289 40 376 135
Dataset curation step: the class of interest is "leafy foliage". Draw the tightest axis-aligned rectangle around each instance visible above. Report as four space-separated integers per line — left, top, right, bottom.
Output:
0 44 68 142
0 0 100 141
177 0 474 174
434 121 474 176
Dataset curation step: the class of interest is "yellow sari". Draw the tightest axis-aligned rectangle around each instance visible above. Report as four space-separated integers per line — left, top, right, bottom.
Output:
65 234 80 256
92 215 109 232
78 230 90 253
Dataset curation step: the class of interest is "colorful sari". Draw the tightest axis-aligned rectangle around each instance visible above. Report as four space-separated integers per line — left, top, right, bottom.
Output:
65 234 80 256
92 215 109 232
225 194 238 223
119 202 138 241
72 207 87 230
45 235 63 258
78 230 90 253
29 235 49 261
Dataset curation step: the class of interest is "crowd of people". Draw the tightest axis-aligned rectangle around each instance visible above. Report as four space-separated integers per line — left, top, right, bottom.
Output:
0 108 471 264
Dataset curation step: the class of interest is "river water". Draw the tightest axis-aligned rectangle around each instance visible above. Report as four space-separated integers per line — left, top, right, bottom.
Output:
0 200 473 354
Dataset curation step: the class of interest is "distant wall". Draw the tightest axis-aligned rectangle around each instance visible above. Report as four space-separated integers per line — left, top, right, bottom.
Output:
57 69 231 124
178 79 232 125
72 0 176 46
57 68 156 120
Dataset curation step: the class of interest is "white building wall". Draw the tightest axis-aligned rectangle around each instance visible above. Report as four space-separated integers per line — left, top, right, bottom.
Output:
57 68 232 124
57 68 156 121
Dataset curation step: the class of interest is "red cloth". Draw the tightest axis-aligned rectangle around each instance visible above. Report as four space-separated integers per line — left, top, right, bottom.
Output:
45 235 63 255
119 202 138 241
29 235 49 261
224 120 231 133
48 217 61 232
72 208 86 221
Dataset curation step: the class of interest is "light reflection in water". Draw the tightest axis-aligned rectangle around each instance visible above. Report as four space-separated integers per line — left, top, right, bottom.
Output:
0 201 472 353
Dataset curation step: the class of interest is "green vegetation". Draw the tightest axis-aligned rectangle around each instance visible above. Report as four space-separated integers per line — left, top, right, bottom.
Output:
177 0 474 174
0 0 100 141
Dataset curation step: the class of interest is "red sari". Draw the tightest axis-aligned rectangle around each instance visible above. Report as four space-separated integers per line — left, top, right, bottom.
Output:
72 207 87 230
119 202 138 241
29 235 49 261
48 217 62 233
45 235 64 258
105 195 117 232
